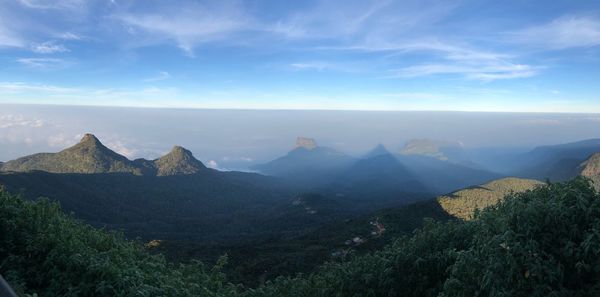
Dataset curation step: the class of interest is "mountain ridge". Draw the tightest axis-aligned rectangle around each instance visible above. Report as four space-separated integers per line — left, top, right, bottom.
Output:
0 134 206 176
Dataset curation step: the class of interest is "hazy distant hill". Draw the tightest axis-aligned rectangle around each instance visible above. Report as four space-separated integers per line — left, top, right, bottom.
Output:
580 153 600 189
514 138 600 181
399 139 463 161
0 134 207 176
252 137 356 187
396 154 502 193
323 145 429 209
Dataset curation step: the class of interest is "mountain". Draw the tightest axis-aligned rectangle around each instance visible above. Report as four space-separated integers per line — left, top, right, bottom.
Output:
0 134 207 177
325 145 429 209
579 153 600 188
362 143 390 159
0 134 145 175
252 137 355 187
437 177 544 220
154 146 206 176
514 138 600 181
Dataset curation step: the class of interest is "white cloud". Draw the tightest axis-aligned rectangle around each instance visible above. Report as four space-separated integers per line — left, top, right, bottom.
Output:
508 16 600 50
206 160 219 169
143 71 171 82
390 60 538 81
31 41 69 53
290 62 332 71
0 114 45 129
0 81 76 93
104 139 138 159
47 133 78 148
57 32 82 40
113 1 253 56
17 0 86 11
17 58 68 69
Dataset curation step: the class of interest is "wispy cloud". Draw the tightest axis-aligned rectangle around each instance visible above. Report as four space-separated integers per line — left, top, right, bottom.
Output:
30 41 69 53
17 58 68 69
0 81 76 93
0 114 45 129
17 0 86 11
113 1 253 56
143 71 171 82
508 16 600 50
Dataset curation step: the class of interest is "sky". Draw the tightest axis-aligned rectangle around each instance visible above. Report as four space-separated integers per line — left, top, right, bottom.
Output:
0 0 599 112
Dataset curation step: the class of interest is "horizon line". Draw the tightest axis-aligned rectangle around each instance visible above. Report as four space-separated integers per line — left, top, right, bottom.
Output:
2 102 599 115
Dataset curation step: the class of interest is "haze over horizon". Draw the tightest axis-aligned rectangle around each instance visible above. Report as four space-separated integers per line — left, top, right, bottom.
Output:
2 104 600 170
0 0 599 112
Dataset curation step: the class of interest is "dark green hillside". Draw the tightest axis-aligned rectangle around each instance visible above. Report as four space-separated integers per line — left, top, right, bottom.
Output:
158 177 539 286
247 178 600 296
3 178 600 296
0 170 296 243
0 134 145 175
0 190 238 297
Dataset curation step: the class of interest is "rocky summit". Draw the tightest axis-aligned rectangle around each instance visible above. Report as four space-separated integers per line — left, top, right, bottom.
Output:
295 137 318 150
154 146 206 176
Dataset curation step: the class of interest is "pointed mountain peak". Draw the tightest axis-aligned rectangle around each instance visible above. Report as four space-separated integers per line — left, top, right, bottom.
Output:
168 145 193 156
155 145 205 176
79 133 102 145
295 137 317 150
364 143 391 159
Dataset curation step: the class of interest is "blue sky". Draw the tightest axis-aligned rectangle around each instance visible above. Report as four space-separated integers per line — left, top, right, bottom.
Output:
0 0 599 112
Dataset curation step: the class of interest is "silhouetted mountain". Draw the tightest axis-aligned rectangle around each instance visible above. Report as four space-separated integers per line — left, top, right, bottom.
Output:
362 143 390 159
0 134 207 177
580 153 600 188
514 138 600 181
252 138 355 187
326 147 429 209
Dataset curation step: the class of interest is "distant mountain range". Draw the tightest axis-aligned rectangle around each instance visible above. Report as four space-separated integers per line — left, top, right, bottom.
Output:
0 134 206 176
253 137 502 195
511 138 600 181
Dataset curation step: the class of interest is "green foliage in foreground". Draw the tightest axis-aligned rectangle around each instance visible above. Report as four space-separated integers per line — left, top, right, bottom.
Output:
248 177 600 297
2 178 600 296
0 191 238 297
